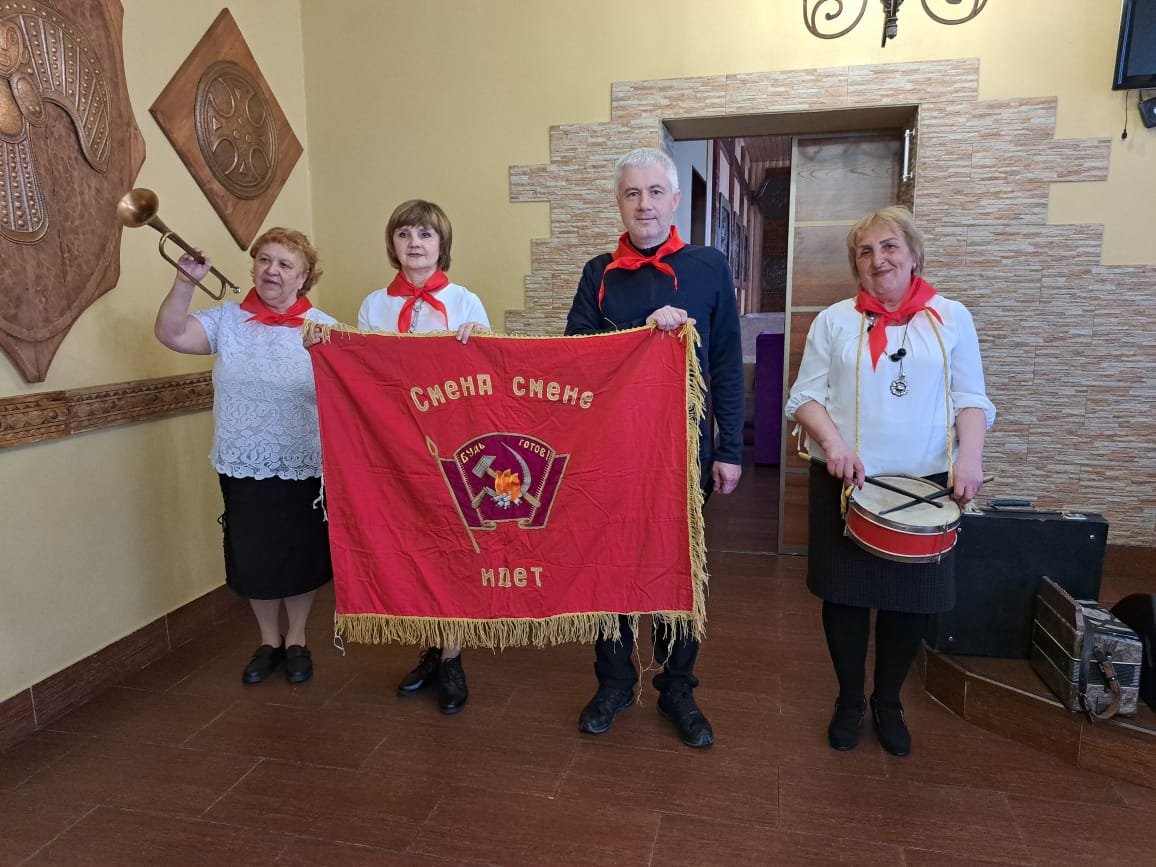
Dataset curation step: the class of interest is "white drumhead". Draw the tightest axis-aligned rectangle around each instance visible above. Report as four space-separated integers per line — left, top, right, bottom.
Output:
850 475 961 528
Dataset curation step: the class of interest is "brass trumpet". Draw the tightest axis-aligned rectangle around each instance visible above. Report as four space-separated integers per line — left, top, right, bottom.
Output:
117 188 240 300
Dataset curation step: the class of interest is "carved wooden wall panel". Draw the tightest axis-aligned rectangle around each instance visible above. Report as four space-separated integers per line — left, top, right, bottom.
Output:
0 0 145 383
149 9 301 251
0 371 212 448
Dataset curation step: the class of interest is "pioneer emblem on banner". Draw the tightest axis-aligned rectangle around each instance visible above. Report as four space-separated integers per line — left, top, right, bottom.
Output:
427 433 569 551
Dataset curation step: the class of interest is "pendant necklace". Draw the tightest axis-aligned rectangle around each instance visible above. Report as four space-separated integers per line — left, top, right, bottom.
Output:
889 321 911 397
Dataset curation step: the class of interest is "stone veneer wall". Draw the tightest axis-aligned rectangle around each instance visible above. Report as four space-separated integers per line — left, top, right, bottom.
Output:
508 59 1155 546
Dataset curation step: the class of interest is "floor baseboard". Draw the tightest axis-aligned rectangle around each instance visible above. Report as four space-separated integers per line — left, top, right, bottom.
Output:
0 584 243 751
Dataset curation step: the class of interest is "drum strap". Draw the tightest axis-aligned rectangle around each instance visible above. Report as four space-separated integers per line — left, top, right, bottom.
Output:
853 309 955 494
926 312 954 489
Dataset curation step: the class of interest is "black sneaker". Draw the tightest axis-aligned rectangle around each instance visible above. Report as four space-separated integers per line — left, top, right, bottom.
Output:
437 656 468 714
827 696 866 751
577 687 635 734
871 695 911 757
397 647 441 695
657 684 714 748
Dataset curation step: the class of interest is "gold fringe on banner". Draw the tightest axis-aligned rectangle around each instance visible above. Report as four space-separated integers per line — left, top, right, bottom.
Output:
318 320 711 648
336 612 636 651
675 319 708 643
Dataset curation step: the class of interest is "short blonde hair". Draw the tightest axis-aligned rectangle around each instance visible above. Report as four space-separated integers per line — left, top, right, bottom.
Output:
249 227 322 296
845 206 925 281
384 199 453 272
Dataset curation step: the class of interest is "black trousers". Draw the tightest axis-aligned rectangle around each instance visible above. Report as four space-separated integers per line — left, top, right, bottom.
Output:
593 615 700 693
591 470 712 694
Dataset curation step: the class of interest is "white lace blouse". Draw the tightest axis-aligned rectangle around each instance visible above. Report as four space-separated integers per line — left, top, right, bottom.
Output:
193 302 338 480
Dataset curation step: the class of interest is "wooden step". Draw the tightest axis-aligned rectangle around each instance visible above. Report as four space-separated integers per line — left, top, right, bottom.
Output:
920 645 1156 790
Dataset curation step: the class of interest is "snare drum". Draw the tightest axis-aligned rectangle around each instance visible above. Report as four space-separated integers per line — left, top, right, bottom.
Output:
845 475 961 564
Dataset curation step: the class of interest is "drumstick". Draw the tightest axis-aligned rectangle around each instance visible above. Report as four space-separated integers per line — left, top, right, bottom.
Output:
798 452 943 508
877 474 996 516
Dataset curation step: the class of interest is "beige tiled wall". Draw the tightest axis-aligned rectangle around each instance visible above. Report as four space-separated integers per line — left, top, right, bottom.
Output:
508 59 1155 546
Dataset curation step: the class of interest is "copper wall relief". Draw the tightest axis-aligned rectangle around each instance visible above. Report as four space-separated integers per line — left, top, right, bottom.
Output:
0 0 144 383
195 60 277 200
150 9 301 251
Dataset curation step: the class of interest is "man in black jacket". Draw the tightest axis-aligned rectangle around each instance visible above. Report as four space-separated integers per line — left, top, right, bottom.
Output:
564 147 744 747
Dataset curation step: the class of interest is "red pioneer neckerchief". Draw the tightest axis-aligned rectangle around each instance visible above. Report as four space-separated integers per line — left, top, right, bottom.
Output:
240 288 313 327
854 275 942 370
598 226 687 309
386 269 450 332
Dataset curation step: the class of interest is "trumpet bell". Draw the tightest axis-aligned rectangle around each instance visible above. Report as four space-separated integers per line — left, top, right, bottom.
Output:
117 188 160 229
117 187 239 301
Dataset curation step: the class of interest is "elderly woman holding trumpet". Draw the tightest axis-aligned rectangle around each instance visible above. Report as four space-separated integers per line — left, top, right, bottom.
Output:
786 206 995 758
154 227 337 686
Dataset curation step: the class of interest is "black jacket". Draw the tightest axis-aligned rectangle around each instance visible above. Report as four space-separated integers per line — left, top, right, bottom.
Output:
565 243 744 466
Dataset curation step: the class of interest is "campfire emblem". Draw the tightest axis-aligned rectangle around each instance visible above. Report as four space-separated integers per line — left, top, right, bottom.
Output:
427 434 568 552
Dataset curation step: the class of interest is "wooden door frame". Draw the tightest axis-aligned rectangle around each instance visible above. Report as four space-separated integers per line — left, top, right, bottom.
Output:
778 129 912 553
669 107 918 555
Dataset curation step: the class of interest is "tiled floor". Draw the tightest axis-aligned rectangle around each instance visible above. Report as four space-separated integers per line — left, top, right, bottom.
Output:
3 458 1155 865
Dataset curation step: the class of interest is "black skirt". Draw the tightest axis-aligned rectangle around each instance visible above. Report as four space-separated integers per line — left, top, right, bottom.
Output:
218 474 333 600
805 465 955 614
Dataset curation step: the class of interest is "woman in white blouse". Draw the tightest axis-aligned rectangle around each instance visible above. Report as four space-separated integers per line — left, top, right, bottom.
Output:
154 228 336 686
359 199 489 716
785 206 995 758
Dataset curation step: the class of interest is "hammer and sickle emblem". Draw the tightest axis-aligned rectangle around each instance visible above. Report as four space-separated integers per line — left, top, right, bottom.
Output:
469 449 541 509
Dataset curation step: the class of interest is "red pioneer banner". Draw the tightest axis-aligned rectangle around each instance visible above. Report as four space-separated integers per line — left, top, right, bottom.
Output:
309 324 707 649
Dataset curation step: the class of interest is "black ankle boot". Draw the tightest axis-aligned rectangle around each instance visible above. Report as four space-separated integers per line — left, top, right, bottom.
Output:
397 647 441 695
438 656 468 714
828 696 866 751
578 687 635 735
871 695 911 757
657 684 714 748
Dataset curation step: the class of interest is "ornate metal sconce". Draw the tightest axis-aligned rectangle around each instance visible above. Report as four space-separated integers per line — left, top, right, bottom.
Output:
803 0 987 47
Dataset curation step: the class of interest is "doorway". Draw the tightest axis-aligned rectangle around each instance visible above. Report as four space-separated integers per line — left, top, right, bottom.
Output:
670 106 918 554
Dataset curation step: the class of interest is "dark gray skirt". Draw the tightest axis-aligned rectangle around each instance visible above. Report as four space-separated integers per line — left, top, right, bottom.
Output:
805 465 955 614
218 474 333 600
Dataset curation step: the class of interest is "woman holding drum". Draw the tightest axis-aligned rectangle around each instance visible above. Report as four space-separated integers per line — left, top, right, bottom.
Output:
785 206 995 757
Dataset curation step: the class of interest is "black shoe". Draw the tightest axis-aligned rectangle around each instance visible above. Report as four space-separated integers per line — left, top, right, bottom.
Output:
397 647 441 695
827 696 866 751
285 645 313 684
657 684 714 748
242 642 285 684
437 656 468 714
578 687 635 734
871 695 911 757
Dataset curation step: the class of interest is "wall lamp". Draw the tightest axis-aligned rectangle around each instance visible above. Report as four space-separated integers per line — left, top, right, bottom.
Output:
804 0 987 47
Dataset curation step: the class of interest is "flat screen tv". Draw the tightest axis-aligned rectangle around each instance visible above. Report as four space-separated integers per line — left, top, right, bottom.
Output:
1113 0 1156 89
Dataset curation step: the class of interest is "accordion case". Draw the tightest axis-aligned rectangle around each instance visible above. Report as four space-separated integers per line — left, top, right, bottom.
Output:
1031 577 1143 719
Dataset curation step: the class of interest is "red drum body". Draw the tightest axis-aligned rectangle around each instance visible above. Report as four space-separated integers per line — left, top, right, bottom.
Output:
845 475 961 564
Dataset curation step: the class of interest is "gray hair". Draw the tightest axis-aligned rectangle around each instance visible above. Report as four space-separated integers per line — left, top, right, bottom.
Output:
614 147 680 194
